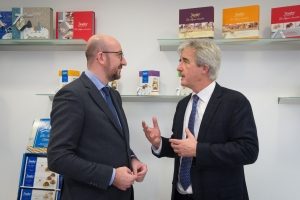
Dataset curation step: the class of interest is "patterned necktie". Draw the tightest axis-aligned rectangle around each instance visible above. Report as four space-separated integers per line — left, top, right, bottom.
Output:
101 87 122 129
180 94 199 191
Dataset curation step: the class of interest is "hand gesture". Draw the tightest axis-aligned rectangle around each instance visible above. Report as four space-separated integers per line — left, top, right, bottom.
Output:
113 167 137 191
131 158 148 182
169 128 197 157
142 117 161 148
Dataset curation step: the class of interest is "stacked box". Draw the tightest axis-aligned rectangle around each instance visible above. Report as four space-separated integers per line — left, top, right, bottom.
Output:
56 11 95 41
20 189 56 200
12 7 53 39
179 6 214 39
58 70 80 89
22 156 59 190
222 5 259 39
139 70 160 95
271 5 300 38
0 11 12 39
27 118 51 154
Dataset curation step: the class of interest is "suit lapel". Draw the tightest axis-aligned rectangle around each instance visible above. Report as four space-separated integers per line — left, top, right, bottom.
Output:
197 83 222 142
177 95 191 139
80 73 123 137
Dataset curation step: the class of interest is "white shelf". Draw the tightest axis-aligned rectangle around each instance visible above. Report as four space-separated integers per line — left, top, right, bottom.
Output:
278 97 300 104
0 39 86 51
36 94 185 102
158 38 300 51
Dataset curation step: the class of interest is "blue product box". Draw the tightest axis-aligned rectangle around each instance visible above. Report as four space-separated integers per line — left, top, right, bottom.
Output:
0 11 12 39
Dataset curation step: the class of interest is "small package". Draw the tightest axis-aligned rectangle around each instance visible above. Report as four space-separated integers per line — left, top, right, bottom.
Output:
176 72 192 96
20 189 56 200
138 70 160 95
27 118 51 154
12 7 53 39
109 80 118 91
57 70 80 92
0 11 12 39
24 156 48 172
222 5 260 39
56 11 95 41
271 5 300 38
179 6 214 39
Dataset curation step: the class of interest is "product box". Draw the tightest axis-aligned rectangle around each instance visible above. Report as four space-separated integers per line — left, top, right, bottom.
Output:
12 7 53 39
22 171 58 189
139 70 160 95
56 11 95 41
271 5 300 38
0 11 12 39
109 80 118 91
176 72 192 96
24 156 49 172
20 189 56 200
56 191 61 200
222 5 259 39
179 6 214 39
27 118 51 154
56 70 80 92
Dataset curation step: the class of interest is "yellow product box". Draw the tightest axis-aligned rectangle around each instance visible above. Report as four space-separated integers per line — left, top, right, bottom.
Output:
58 70 80 89
222 5 259 39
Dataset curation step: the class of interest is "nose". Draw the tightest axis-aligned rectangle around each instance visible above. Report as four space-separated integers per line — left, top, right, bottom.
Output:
177 62 183 72
122 57 127 66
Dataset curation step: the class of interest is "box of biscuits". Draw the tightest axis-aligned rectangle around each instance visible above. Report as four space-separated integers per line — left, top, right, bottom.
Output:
139 70 160 95
271 5 300 38
56 11 95 41
27 118 51 154
222 5 259 38
0 11 12 39
12 7 53 39
22 171 58 189
24 156 48 172
20 189 56 200
179 6 214 39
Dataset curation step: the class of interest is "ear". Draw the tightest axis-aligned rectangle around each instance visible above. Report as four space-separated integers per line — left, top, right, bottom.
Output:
201 65 210 75
96 52 105 65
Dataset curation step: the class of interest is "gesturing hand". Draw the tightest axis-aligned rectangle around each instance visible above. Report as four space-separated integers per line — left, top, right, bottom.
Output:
169 128 197 157
142 117 161 148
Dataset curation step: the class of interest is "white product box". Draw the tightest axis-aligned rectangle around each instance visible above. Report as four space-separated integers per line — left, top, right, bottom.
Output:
139 70 160 95
20 189 55 200
57 70 80 92
23 171 58 189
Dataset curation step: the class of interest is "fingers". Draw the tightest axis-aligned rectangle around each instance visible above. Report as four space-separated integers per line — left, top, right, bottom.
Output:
152 116 159 128
185 127 194 139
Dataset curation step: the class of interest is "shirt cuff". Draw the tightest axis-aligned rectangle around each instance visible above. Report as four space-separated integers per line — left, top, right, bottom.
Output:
109 168 116 186
151 140 162 155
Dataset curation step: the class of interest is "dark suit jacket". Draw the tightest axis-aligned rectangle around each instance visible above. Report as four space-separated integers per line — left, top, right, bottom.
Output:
154 83 259 200
48 73 134 200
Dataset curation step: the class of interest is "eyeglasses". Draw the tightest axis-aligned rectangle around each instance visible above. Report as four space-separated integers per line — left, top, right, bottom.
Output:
102 51 124 61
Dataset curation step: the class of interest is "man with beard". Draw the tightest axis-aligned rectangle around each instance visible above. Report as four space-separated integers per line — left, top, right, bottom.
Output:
47 34 147 200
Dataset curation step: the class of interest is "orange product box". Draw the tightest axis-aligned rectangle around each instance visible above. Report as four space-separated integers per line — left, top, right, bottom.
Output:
222 5 259 39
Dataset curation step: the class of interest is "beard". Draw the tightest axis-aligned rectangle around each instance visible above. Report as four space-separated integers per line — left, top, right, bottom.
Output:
104 56 122 82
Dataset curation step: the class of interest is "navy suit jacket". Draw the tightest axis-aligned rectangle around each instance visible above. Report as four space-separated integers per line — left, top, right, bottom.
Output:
154 83 259 200
48 73 134 200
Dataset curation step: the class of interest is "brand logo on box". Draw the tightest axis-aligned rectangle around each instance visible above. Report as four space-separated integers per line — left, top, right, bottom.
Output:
235 13 245 17
284 11 296 17
28 159 37 164
26 174 34 178
23 192 31 196
78 22 88 27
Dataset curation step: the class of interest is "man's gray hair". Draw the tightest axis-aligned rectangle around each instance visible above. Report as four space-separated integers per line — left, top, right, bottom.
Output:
177 39 221 81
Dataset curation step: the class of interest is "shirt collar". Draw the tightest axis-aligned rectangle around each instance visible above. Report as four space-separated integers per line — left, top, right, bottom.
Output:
85 69 107 90
192 81 216 103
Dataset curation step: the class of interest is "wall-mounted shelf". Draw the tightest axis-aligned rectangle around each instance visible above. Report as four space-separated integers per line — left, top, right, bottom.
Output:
278 97 300 104
0 39 87 51
36 94 185 102
158 38 300 51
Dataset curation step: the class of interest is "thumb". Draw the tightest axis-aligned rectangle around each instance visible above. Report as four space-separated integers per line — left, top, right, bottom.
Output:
152 116 159 128
185 128 195 139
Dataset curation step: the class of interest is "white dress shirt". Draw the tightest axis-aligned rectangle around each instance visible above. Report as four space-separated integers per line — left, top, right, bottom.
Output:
152 81 216 194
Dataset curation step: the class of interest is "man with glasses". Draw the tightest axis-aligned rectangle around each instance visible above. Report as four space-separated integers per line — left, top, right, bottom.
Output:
142 39 258 200
48 34 147 200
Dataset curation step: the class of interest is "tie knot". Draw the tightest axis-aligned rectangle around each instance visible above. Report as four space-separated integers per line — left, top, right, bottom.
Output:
193 95 199 102
102 87 110 96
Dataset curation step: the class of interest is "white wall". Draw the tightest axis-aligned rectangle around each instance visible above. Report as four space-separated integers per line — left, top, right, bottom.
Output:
1 0 300 199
